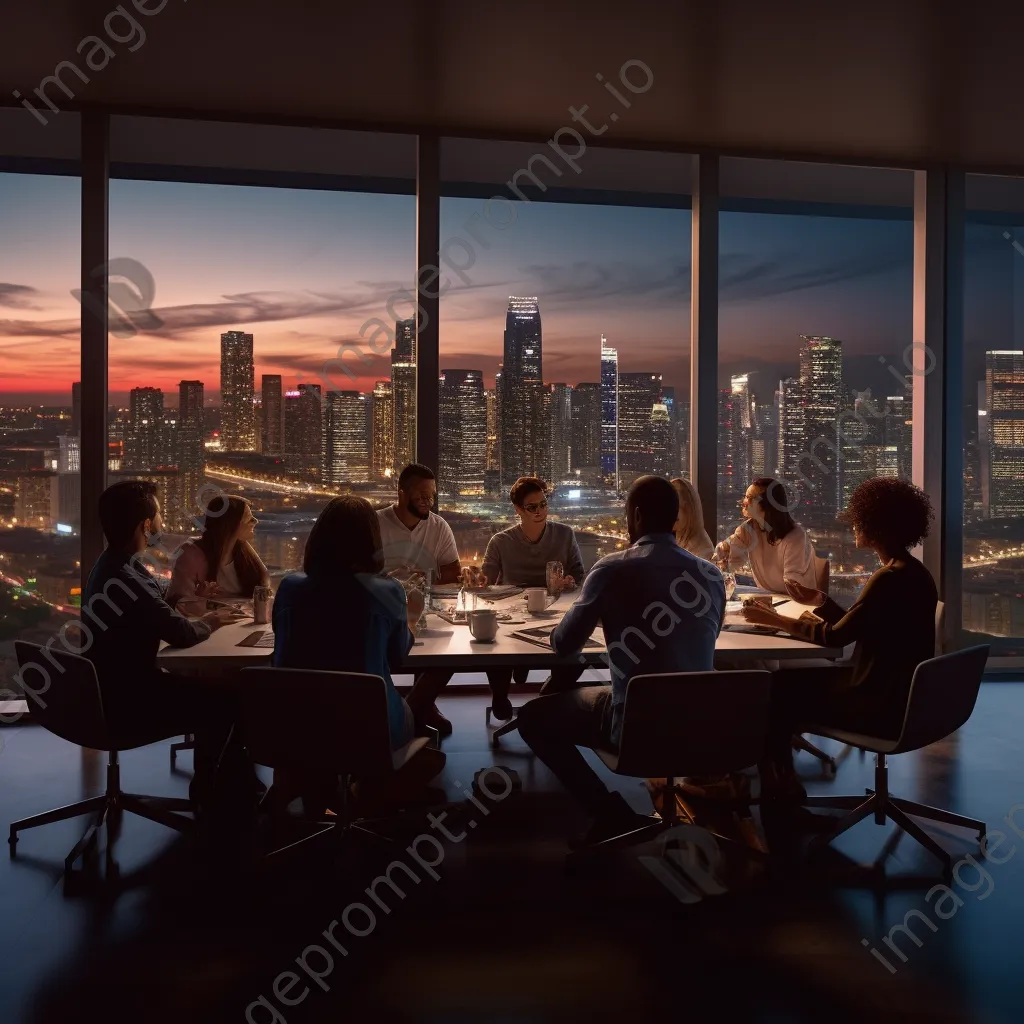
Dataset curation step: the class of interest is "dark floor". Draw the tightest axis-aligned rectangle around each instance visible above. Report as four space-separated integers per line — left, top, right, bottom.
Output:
2 680 1024 1023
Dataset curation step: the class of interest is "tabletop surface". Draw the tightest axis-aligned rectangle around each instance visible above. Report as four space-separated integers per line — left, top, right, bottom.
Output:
158 593 842 669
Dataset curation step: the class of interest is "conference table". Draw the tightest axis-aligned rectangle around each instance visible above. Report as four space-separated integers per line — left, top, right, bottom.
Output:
157 590 843 674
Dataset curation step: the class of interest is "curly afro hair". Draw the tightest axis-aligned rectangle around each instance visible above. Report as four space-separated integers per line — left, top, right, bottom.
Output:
842 477 934 551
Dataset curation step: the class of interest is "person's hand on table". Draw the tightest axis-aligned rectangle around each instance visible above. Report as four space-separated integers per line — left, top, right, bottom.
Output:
557 574 576 592
195 580 222 600
783 579 827 607
201 607 247 631
741 604 783 628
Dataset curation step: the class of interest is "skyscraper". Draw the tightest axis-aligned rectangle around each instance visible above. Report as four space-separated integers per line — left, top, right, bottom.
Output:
284 383 323 480
883 386 913 481
600 336 619 489
56 435 81 530
776 377 804 486
717 388 739 517
325 391 369 485
659 385 682 477
220 330 255 451
485 388 499 472
571 382 602 484
549 383 572 484
499 297 544 485
650 402 672 478
371 380 394 481
985 350 1024 517
177 379 205 522
618 372 662 486
752 398 777 481
438 370 487 495
261 374 284 456
391 318 417 473
840 389 877 508
798 335 843 527
729 373 754 491
125 387 165 470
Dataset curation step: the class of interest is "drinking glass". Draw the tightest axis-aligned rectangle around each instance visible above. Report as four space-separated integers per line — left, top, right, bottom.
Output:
546 560 564 598
722 571 737 602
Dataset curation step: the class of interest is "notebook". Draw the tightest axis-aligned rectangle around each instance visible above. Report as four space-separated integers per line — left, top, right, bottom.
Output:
509 625 603 650
237 630 275 648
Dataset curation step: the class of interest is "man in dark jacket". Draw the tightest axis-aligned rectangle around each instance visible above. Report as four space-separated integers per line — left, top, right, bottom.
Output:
80 480 242 802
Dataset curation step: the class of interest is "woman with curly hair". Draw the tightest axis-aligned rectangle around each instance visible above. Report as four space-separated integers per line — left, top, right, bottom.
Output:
743 476 938 801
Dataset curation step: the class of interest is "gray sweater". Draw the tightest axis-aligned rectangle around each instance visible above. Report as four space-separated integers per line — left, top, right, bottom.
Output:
481 522 586 588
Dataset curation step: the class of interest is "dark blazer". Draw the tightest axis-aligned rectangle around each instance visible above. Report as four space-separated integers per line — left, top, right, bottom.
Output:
798 554 937 737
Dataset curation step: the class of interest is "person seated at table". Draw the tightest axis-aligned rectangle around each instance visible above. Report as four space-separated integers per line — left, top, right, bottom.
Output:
271 495 445 816
741 477 937 805
714 477 818 596
82 480 247 808
473 476 586 720
376 463 462 738
671 477 715 561
166 494 269 617
516 476 727 847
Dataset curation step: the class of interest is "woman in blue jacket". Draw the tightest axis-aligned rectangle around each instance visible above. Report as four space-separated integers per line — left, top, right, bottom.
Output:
271 495 443 815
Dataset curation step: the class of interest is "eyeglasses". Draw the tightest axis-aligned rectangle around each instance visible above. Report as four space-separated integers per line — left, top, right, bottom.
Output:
524 500 548 514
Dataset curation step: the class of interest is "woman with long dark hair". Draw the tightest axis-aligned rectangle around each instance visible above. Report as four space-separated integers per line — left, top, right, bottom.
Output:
270 495 444 815
713 477 818 594
167 494 269 615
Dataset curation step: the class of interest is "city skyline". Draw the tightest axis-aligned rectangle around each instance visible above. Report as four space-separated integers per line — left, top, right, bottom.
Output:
2 172 985 406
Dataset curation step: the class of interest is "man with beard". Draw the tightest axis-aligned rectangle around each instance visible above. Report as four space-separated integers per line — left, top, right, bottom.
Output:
376 464 462 736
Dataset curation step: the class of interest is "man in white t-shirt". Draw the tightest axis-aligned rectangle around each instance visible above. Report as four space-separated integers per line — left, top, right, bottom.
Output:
377 464 462 737
377 464 461 582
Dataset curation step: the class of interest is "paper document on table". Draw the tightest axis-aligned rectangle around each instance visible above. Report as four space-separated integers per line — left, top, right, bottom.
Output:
510 626 604 650
237 630 274 648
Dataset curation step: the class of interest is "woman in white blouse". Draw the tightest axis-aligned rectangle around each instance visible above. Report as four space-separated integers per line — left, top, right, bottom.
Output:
714 477 818 595
167 494 269 616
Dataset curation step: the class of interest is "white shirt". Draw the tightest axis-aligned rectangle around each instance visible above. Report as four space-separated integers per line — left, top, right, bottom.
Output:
216 559 242 595
376 506 459 576
721 519 817 594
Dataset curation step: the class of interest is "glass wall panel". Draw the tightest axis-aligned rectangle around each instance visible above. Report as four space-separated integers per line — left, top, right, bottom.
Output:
962 174 1024 642
719 158 914 607
0 110 81 698
108 118 415 582
438 139 691 572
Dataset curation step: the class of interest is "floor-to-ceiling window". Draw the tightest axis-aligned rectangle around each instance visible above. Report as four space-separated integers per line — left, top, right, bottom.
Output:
108 117 415 579
962 173 1024 645
438 139 691 570
0 111 81 694
718 158 915 607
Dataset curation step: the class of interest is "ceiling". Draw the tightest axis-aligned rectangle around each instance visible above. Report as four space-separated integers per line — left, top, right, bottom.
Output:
2 0 1024 173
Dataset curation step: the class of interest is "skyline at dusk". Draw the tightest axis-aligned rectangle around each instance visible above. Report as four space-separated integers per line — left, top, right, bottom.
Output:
2 172 1023 405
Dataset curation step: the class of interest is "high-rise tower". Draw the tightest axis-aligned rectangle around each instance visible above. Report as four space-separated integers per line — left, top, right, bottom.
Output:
498 297 544 485
438 370 487 495
391 318 417 473
600 336 619 489
220 331 255 451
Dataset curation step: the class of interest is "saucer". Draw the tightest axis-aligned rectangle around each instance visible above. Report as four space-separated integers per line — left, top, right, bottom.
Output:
469 638 497 645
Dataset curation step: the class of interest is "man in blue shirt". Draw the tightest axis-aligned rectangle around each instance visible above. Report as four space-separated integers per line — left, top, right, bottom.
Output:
517 476 725 846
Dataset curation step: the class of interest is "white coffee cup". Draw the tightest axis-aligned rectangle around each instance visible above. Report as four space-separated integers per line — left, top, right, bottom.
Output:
525 589 549 613
467 608 498 641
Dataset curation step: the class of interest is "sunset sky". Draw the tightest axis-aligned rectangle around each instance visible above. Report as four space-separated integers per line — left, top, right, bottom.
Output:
0 171 1021 407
